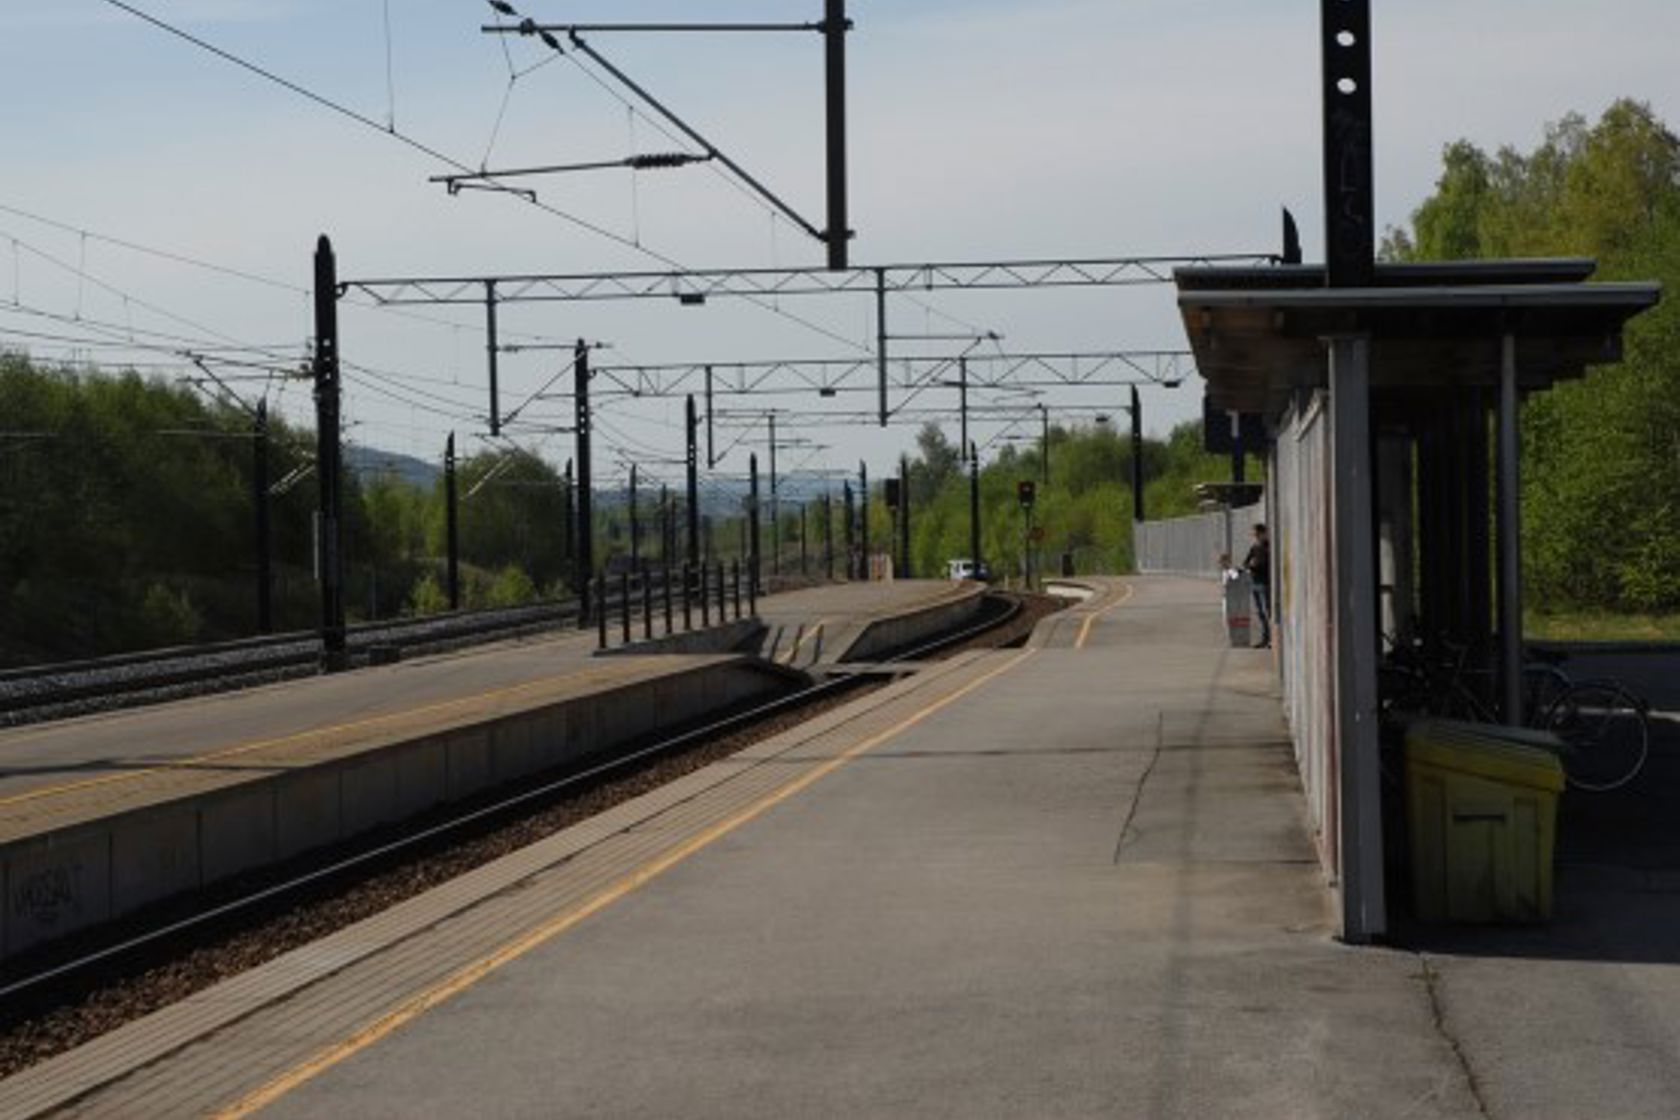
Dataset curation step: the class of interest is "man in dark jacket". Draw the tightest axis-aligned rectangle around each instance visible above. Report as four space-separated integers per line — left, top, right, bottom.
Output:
1244 523 1271 648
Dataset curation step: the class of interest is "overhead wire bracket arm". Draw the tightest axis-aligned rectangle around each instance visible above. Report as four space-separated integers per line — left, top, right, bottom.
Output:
485 22 822 34
431 153 712 192
557 31 828 244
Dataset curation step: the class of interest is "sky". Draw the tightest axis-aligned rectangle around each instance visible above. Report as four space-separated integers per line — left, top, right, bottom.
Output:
2 0 1677 495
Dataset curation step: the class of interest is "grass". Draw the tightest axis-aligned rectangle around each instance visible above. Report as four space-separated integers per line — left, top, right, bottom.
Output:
1525 607 1680 643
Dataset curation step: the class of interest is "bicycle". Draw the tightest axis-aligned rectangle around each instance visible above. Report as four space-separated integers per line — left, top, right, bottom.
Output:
1378 637 1651 792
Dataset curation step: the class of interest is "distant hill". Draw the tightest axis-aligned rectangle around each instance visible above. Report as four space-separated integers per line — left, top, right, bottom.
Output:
346 445 440 489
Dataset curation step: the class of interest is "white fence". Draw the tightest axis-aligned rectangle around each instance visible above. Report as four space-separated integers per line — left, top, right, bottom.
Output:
1133 503 1264 579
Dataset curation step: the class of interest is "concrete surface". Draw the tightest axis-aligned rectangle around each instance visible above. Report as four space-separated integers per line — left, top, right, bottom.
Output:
252 576 1478 1119
18 576 1680 1117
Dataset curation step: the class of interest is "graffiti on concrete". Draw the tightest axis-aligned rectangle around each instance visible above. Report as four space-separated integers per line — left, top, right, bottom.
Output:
13 861 82 927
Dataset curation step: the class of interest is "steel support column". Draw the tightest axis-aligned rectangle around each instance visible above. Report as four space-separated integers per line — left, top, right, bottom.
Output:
312 236 347 671
1130 385 1145 523
859 460 870 579
686 395 701 572
575 341 594 624
822 0 850 270
1329 334 1384 942
253 400 272 634
1498 334 1524 726
485 281 501 436
445 432 461 611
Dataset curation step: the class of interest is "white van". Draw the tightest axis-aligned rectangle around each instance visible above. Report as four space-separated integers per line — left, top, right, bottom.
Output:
946 558 991 582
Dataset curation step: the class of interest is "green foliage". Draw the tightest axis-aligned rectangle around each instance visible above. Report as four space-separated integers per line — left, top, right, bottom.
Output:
0 359 580 664
409 571 450 616
1387 99 1680 612
879 417 1250 582
485 564 538 607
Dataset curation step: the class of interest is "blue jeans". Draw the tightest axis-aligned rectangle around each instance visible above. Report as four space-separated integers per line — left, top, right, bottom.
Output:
1251 583 1271 645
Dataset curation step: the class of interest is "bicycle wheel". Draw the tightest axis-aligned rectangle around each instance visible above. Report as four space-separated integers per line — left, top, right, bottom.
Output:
1521 663 1572 725
1543 682 1650 792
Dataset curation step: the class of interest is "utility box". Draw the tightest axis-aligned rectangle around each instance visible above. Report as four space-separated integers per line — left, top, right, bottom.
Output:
1221 571 1252 647
1405 720 1564 924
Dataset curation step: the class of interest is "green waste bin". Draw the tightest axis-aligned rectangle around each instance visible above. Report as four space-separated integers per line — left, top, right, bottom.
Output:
1405 720 1564 924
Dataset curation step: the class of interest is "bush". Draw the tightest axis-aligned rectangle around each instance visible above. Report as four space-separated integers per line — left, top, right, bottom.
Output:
139 582 201 646
409 572 450 616
486 565 537 607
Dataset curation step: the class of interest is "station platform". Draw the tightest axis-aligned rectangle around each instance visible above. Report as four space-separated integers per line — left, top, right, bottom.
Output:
0 580 966 963
752 578 983 668
3 575 1504 1118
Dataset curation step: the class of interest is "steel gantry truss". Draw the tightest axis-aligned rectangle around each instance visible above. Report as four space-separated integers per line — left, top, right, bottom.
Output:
570 351 1193 403
340 252 1266 427
341 254 1273 307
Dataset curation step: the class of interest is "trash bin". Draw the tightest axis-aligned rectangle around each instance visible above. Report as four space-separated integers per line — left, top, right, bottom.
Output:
1221 571 1252 648
1405 720 1564 923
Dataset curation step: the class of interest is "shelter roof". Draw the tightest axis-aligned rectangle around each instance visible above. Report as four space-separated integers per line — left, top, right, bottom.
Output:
1175 261 1661 415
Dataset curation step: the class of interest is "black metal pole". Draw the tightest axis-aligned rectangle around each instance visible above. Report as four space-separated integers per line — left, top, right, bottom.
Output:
629 463 640 572
660 484 672 564
686 395 701 571
859 460 870 579
620 570 631 645
253 399 272 634
823 0 850 270
705 364 716 468
875 269 888 426
575 342 594 626
701 563 711 627
958 355 969 456
1322 0 1375 287
843 481 855 580
485 281 501 436
1040 403 1050 485
445 432 461 610
715 560 726 622
749 452 762 594
312 236 347 672
1130 386 1145 523
732 559 741 619
823 492 835 581
682 564 693 630
562 459 575 576
596 579 608 649
969 440 982 574
663 564 674 634
768 413 780 576
899 453 911 579
643 573 653 640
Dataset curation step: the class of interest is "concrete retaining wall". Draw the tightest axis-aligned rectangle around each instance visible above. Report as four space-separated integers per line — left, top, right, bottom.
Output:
839 587 985 663
0 657 799 964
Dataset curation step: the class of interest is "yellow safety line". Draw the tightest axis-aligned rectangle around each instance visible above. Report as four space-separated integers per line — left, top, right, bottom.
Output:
1074 581 1135 650
213 649 1036 1120
0 658 651 809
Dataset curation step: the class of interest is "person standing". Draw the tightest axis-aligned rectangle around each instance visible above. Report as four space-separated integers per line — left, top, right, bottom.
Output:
1244 523 1272 648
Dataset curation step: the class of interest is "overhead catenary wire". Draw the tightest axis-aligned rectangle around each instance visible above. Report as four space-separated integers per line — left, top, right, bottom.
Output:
99 0 874 359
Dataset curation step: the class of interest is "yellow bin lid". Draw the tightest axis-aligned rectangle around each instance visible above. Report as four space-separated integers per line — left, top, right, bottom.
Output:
1405 719 1566 793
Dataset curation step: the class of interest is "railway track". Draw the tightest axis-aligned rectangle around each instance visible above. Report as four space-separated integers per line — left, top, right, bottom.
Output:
0 590 1050 1076
0 572 831 727
0 601 582 725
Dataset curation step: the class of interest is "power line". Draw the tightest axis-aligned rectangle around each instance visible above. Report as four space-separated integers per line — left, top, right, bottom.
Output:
101 0 872 356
